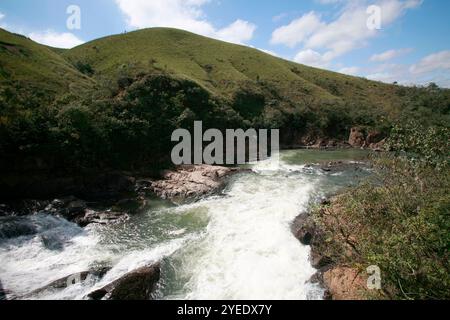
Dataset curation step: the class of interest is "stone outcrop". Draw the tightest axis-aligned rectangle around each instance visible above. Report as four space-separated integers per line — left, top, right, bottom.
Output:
323 267 368 300
292 196 371 300
349 127 366 148
150 165 240 201
88 264 160 300
349 127 386 151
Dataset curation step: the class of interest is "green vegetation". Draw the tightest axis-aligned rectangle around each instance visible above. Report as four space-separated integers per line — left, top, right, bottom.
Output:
313 122 450 300
1 27 449 174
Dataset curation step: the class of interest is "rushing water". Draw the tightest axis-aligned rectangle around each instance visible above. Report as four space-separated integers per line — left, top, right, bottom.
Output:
0 149 370 300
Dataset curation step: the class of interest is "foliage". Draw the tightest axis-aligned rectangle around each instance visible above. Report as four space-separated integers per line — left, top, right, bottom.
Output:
314 123 450 300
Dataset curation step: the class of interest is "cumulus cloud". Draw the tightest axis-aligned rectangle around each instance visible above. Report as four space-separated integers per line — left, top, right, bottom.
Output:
294 49 333 68
271 12 323 48
365 51 450 88
29 31 84 49
370 48 413 62
409 50 450 75
339 66 360 75
115 0 256 44
272 0 422 67
0 12 5 20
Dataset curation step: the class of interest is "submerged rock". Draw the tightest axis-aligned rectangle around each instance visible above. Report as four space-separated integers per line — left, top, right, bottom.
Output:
26 267 111 298
88 263 160 300
151 165 240 202
73 210 129 227
44 197 129 227
0 280 6 300
0 216 39 240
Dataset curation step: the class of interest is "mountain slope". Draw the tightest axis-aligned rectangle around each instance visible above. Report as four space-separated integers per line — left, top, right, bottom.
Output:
63 28 403 115
0 28 93 96
0 27 448 174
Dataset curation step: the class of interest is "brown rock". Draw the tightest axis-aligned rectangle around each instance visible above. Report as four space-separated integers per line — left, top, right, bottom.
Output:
151 165 239 202
369 138 386 152
366 131 384 145
323 267 368 300
349 128 366 148
291 214 315 246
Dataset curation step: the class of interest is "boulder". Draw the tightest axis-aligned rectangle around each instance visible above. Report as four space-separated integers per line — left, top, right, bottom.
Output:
348 128 366 148
151 165 239 202
88 263 160 300
323 267 368 300
26 267 111 297
291 214 315 246
0 216 38 240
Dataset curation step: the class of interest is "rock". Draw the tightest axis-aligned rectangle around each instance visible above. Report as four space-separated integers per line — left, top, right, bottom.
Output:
311 251 333 269
291 214 315 246
65 200 87 217
323 267 368 300
0 216 39 240
369 138 386 152
0 280 6 300
366 131 384 145
88 263 160 300
113 198 146 214
73 210 129 228
349 127 366 148
151 165 239 202
22 267 111 299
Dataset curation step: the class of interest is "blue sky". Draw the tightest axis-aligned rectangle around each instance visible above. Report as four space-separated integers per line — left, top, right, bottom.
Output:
1 0 449 87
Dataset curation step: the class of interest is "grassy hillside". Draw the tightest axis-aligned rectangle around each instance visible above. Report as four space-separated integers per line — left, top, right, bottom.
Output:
0 27 448 174
0 28 93 96
63 28 403 114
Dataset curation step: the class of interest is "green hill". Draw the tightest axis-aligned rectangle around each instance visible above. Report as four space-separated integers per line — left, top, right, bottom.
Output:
0 29 93 96
0 27 449 173
63 28 402 114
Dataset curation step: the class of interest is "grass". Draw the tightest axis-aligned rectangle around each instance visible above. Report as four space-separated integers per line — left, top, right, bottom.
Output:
0 28 93 96
62 27 406 115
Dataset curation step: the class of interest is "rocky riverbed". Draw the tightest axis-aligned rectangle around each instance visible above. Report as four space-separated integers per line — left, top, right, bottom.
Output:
0 150 373 300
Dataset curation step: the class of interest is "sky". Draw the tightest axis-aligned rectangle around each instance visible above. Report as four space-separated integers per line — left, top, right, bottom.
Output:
0 0 449 87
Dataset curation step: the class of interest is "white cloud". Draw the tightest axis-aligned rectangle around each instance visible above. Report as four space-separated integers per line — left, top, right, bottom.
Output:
339 66 360 75
115 0 256 44
271 12 323 48
29 31 84 49
0 12 5 21
215 20 256 44
272 0 422 65
294 49 332 68
410 50 450 75
365 51 450 88
370 48 413 62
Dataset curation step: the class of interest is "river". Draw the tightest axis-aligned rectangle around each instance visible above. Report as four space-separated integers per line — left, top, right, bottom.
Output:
0 149 371 300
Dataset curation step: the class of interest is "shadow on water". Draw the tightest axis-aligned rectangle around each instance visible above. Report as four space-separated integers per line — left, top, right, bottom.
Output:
0 214 85 251
0 279 6 300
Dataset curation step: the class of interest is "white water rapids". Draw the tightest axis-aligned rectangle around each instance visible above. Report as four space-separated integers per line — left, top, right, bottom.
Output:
0 150 370 300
